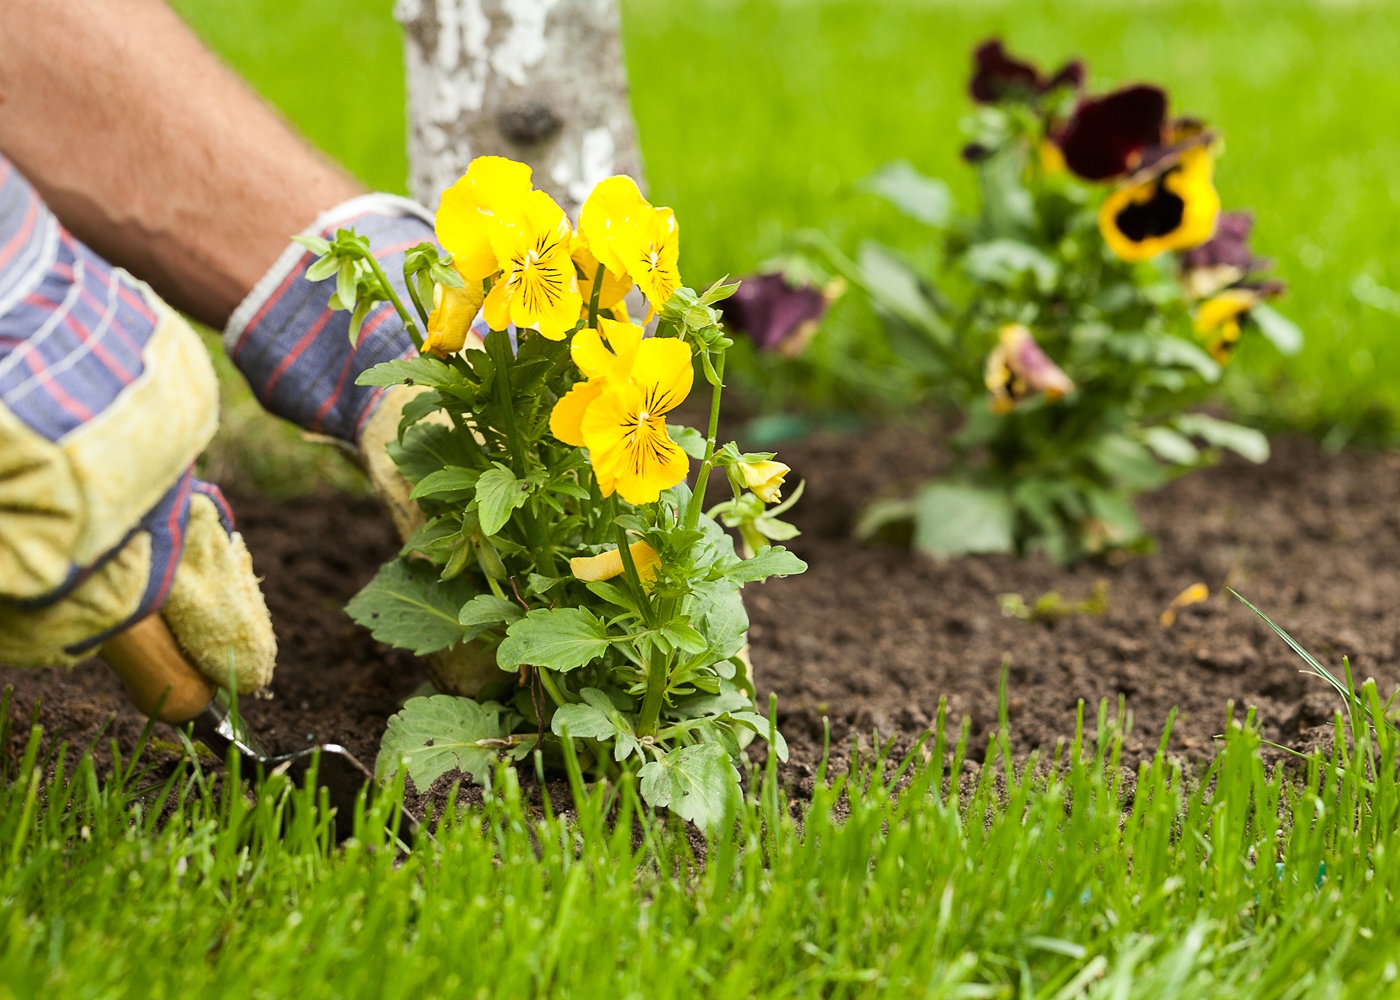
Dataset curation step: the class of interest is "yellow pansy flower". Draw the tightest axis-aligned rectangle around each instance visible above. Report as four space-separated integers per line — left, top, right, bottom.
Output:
549 317 643 445
1099 146 1220 264
738 459 791 504
570 539 660 585
1193 287 1260 364
422 280 485 358
436 156 533 281
578 176 681 315
480 189 583 340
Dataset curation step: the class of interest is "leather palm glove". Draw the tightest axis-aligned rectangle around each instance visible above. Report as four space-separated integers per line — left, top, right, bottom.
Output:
223 193 497 696
0 155 275 691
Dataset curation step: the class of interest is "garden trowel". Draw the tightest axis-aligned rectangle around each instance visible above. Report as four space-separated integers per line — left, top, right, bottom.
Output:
98 616 417 844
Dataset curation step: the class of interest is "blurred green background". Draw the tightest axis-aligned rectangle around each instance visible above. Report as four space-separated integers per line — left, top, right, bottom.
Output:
174 0 1400 448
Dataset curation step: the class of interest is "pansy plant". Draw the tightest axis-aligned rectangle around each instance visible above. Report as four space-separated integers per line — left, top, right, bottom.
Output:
779 41 1302 564
302 157 805 831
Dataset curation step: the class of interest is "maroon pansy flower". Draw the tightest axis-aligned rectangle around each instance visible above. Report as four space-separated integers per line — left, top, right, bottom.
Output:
969 39 1084 105
1054 85 1172 181
720 273 840 357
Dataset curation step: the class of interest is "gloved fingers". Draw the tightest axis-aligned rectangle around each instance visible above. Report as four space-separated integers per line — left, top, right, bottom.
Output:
160 488 276 694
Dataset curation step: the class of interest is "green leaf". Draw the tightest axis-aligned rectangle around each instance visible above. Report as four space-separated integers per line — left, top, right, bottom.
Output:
1088 434 1167 491
724 545 807 585
912 482 1015 559
1250 303 1303 355
376 695 508 787
1175 414 1270 464
856 243 950 345
550 688 621 742
862 160 954 227
345 558 475 656
387 422 478 485
961 239 1058 292
458 595 525 632
293 234 332 257
475 463 531 536
409 466 481 501
1140 426 1201 466
1151 336 1220 381
356 356 470 391
659 621 709 655
667 423 709 459
686 582 749 663
304 253 339 282
497 608 612 672
724 711 789 762
639 742 741 834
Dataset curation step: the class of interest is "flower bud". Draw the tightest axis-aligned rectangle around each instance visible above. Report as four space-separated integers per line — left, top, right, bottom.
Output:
423 282 482 357
738 459 791 504
570 539 660 585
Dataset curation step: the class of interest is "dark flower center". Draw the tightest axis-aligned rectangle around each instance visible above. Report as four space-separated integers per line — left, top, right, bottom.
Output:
1114 173 1185 243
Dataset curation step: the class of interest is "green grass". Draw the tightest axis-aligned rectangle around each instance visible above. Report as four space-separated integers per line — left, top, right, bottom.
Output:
8 684 1400 997
175 0 1400 439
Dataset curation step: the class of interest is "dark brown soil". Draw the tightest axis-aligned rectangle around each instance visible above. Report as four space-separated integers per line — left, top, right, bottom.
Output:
5 426 1396 796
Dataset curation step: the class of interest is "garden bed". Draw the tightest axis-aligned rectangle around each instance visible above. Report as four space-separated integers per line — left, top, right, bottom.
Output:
5 425 1398 790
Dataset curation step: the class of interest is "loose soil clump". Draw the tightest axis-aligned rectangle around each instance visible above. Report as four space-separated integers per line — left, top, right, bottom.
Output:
6 427 1398 792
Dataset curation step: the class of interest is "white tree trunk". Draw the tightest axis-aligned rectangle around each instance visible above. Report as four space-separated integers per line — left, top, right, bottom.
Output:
396 0 643 218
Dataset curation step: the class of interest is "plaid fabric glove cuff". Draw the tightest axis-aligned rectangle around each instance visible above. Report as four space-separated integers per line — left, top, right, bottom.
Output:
223 194 435 444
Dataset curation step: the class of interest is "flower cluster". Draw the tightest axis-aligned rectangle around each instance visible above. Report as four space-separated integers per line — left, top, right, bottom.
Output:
770 40 1300 564
304 157 805 831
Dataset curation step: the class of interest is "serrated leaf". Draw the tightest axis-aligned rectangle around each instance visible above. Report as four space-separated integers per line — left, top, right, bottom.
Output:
638 742 741 833
659 620 709 654
356 356 470 391
723 712 789 762
862 160 954 227
724 545 807 585
387 420 479 485
345 558 475 656
376 695 507 787
913 482 1015 559
667 423 708 459
686 582 748 663
458 594 525 632
410 466 481 500
550 688 618 742
497 607 612 672
476 463 530 536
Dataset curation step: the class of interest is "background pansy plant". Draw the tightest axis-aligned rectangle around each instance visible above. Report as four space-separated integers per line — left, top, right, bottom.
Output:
735 40 1301 565
300 157 806 831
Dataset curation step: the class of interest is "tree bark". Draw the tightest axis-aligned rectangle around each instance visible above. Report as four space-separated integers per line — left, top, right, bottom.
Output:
396 0 643 218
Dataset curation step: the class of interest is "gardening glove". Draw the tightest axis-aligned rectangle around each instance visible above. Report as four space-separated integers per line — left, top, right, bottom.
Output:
223 193 486 539
0 155 276 691
225 194 499 697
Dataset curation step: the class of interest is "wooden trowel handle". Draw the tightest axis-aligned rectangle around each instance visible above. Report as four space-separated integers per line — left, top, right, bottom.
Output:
99 616 217 724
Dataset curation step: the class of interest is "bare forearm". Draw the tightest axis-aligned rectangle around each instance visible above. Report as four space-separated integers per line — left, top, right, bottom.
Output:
0 0 363 326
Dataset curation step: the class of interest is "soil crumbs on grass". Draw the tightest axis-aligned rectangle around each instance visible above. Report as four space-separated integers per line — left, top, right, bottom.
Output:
5 427 1398 799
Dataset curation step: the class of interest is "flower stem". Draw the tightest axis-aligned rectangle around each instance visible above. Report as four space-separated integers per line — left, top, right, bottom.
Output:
538 667 569 708
636 649 668 739
486 329 558 576
357 248 423 352
683 348 726 532
609 495 657 628
403 270 433 332
586 266 606 329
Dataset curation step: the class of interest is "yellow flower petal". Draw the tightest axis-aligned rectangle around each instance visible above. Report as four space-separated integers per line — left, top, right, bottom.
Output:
422 279 484 358
630 207 681 311
482 278 511 332
578 175 649 278
571 318 643 381
1193 288 1257 334
549 379 604 447
629 336 693 417
436 156 534 281
490 189 582 340
738 459 790 504
570 539 660 585
1099 147 1220 264
581 381 690 505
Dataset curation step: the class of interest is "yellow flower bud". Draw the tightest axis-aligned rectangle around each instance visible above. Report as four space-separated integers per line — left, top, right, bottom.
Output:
570 539 660 585
739 459 791 504
423 281 484 358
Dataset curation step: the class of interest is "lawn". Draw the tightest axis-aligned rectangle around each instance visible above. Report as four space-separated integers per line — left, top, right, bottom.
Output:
8 690 1400 998
173 0 1400 438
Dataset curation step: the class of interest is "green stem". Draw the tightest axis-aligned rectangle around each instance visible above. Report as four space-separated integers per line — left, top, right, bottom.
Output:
637 651 669 739
486 329 558 576
683 349 726 532
609 495 657 628
404 271 433 332
538 668 569 708
586 266 606 329
358 249 423 351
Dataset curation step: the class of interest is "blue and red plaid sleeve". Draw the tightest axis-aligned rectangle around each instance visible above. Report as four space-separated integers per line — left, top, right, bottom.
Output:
223 195 437 444
0 153 230 651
